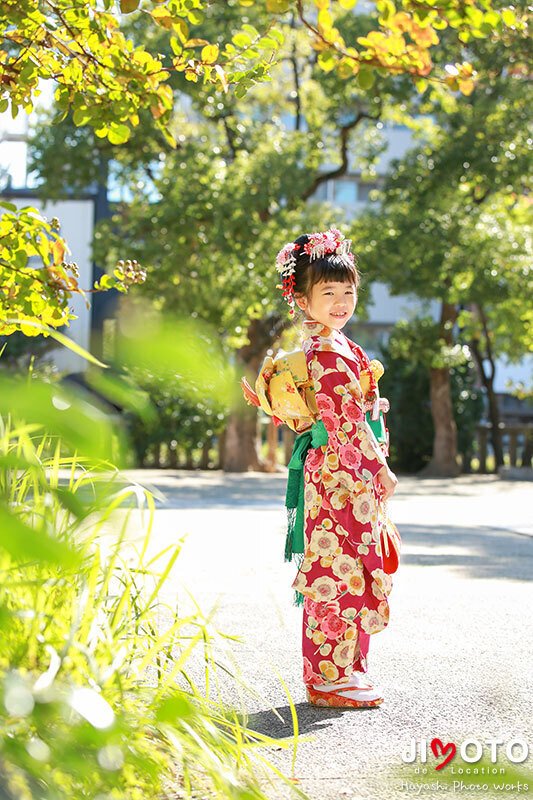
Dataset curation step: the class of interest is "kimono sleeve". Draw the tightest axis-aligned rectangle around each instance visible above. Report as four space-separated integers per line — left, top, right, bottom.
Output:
308 348 388 487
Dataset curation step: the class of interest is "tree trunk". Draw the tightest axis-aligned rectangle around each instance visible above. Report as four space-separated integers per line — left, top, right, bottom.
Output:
221 314 288 472
419 301 460 477
468 303 504 469
200 440 211 470
421 366 461 476
168 444 178 469
265 419 279 472
522 429 533 468
223 405 263 472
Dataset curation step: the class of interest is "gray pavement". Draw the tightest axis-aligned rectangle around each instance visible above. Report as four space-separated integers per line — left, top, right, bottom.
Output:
121 471 533 800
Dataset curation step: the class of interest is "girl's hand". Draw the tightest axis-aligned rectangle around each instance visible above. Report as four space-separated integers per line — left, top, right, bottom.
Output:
376 464 398 501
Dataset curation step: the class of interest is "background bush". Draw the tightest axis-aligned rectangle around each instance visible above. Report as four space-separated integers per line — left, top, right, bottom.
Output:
379 336 484 473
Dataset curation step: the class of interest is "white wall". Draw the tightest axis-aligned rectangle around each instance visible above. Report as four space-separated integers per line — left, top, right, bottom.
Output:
0 112 29 187
366 282 440 325
7 196 95 373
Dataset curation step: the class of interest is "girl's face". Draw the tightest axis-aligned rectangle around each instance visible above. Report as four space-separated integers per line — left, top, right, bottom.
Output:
295 280 357 330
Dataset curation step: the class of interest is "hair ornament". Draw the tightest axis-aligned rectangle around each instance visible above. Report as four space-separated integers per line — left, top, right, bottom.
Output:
304 227 355 263
275 241 301 317
275 227 354 317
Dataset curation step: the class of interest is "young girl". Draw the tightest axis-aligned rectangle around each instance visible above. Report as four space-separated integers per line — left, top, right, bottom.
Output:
241 227 399 709
277 228 398 709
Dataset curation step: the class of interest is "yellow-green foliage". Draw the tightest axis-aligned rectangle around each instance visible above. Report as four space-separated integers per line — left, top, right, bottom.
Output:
0 420 305 800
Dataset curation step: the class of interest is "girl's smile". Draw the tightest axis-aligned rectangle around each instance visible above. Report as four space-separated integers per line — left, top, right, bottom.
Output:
296 280 357 330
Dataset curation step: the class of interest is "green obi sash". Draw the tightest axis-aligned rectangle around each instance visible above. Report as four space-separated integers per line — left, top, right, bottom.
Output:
284 411 386 606
284 419 328 562
284 419 328 606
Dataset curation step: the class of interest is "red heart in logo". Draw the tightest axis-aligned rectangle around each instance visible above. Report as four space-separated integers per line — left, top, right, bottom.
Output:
430 738 457 770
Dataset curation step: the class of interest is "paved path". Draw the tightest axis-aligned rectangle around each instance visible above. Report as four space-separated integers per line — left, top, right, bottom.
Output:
121 471 533 800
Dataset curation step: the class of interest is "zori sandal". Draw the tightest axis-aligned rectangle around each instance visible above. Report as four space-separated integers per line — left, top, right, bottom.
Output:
342 671 381 691
306 676 384 708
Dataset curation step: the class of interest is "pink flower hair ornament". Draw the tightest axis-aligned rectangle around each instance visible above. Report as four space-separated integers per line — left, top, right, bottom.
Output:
275 228 355 317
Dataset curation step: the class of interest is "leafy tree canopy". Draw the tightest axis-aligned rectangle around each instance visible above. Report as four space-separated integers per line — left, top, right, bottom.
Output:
354 30 531 365
2 0 527 337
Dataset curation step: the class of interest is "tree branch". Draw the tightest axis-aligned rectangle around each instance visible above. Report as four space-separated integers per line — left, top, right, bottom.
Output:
289 14 302 132
221 115 237 160
476 302 495 382
301 108 381 202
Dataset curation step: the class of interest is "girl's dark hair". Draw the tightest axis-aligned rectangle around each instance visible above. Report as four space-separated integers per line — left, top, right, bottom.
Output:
292 233 360 301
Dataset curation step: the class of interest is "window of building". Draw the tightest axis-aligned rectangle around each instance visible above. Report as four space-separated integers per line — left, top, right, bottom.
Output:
312 181 328 202
357 181 380 203
333 178 358 206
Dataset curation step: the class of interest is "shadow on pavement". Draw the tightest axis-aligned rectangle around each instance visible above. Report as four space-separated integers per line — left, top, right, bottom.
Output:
401 523 533 582
243 702 383 739
123 472 289 510
122 471 527 510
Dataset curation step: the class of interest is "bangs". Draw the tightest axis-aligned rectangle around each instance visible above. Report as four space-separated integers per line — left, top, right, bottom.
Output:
307 254 359 290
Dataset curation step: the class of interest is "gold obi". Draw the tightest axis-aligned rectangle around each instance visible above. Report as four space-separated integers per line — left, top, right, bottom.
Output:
254 348 385 434
255 350 318 433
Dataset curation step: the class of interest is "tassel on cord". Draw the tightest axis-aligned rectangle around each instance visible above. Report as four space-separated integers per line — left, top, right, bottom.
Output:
240 377 260 407
292 553 304 606
286 508 305 605
284 507 297 562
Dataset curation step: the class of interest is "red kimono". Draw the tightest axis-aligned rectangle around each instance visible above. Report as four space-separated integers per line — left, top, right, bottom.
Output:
291 319 394 687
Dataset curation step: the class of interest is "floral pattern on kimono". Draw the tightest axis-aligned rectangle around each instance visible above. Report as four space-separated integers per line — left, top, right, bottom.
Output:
291 319 394 686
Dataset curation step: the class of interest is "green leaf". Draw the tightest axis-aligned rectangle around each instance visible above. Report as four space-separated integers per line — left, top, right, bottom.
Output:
0 504 81 567
170 36 183 55
156 122 177 148
242 24 260 37
187 9 204 24
318 51 336 73
85 368 155 423
120 0 140 11
72 107 92 126
269 27 285 44
97 274 114 290
501 8 516 26
107 124 131 145
14 249 27 268
201 44 219 64
266 0 291 11
0 376 124 463
156 694 197 723
233 32 252 48
357 67 375 89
